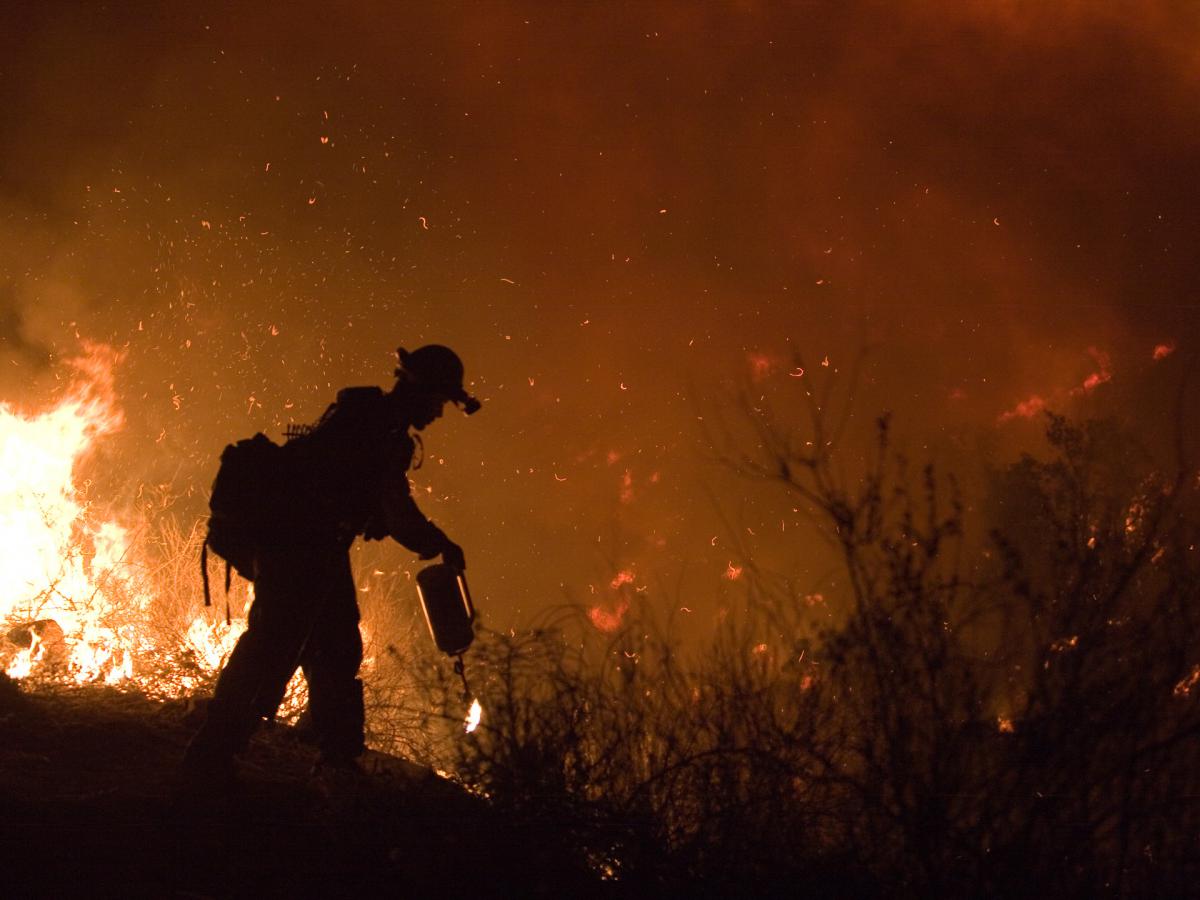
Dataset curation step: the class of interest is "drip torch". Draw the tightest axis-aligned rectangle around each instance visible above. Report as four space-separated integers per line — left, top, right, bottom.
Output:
415 563 477 702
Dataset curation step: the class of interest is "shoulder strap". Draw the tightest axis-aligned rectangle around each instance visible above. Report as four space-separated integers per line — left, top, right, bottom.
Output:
199 541 233 625
201 542 211 607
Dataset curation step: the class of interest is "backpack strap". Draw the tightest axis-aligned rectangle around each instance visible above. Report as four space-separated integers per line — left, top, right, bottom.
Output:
224 561 233 626
201 541 212 608
198 542 232 624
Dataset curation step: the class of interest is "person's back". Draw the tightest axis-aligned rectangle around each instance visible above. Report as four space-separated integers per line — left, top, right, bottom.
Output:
284 385 414 541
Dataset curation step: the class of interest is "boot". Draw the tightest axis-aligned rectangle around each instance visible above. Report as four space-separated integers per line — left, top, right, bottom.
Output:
308 752 368 804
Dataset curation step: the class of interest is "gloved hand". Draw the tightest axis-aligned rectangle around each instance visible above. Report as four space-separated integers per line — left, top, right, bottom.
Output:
440 538 466 572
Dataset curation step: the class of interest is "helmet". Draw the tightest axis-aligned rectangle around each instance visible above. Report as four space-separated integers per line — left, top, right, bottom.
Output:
395 345 482 414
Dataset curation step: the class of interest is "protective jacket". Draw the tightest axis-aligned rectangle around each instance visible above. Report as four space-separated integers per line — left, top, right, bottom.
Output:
285 386 449 557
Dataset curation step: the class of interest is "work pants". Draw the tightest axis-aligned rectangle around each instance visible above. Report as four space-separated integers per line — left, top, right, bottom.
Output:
187 537 366 765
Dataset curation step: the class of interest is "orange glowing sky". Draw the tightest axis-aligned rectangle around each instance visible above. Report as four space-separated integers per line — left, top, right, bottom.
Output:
1 2 1197 626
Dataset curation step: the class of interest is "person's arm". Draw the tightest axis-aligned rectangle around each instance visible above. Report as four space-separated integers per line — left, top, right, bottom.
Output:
380 457 466 570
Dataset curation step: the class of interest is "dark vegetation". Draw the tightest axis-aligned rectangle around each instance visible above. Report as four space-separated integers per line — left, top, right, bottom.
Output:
433 386 1200 896
2 375 1197 897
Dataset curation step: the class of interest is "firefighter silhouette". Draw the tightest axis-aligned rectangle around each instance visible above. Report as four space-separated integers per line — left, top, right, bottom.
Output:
183 345 479 784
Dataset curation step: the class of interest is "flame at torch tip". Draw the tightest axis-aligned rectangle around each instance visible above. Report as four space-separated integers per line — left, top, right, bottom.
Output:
465 698 482 733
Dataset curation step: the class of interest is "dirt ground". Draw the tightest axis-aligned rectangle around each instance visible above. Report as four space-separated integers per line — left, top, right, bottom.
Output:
0 675 594 898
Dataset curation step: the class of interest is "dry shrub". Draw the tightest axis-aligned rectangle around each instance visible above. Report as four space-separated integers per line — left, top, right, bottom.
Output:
352 543 460 761
134 516 250 696
435 387 1200 896
440 603 859 892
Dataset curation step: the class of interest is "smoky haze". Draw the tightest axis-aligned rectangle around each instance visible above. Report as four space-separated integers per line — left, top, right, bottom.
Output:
1 1 1197 625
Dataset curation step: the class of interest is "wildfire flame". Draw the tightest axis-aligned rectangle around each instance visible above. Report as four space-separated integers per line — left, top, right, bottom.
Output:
0 344 243 693
589 568 636 632
998 347 1116 424
588 598 630 633
0 345 147 683
998 394 1047 423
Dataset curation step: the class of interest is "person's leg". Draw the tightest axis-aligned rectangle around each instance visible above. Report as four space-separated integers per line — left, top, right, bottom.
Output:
300 549 366 766
183 546 319 771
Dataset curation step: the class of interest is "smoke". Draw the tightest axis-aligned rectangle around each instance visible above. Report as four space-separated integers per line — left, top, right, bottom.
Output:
1 1 1197 624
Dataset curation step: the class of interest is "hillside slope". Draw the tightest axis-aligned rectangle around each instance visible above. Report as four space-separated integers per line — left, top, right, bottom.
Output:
0 675 595 898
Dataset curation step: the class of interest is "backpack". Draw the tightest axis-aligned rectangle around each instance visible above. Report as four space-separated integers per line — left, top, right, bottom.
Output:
201 433 286 616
